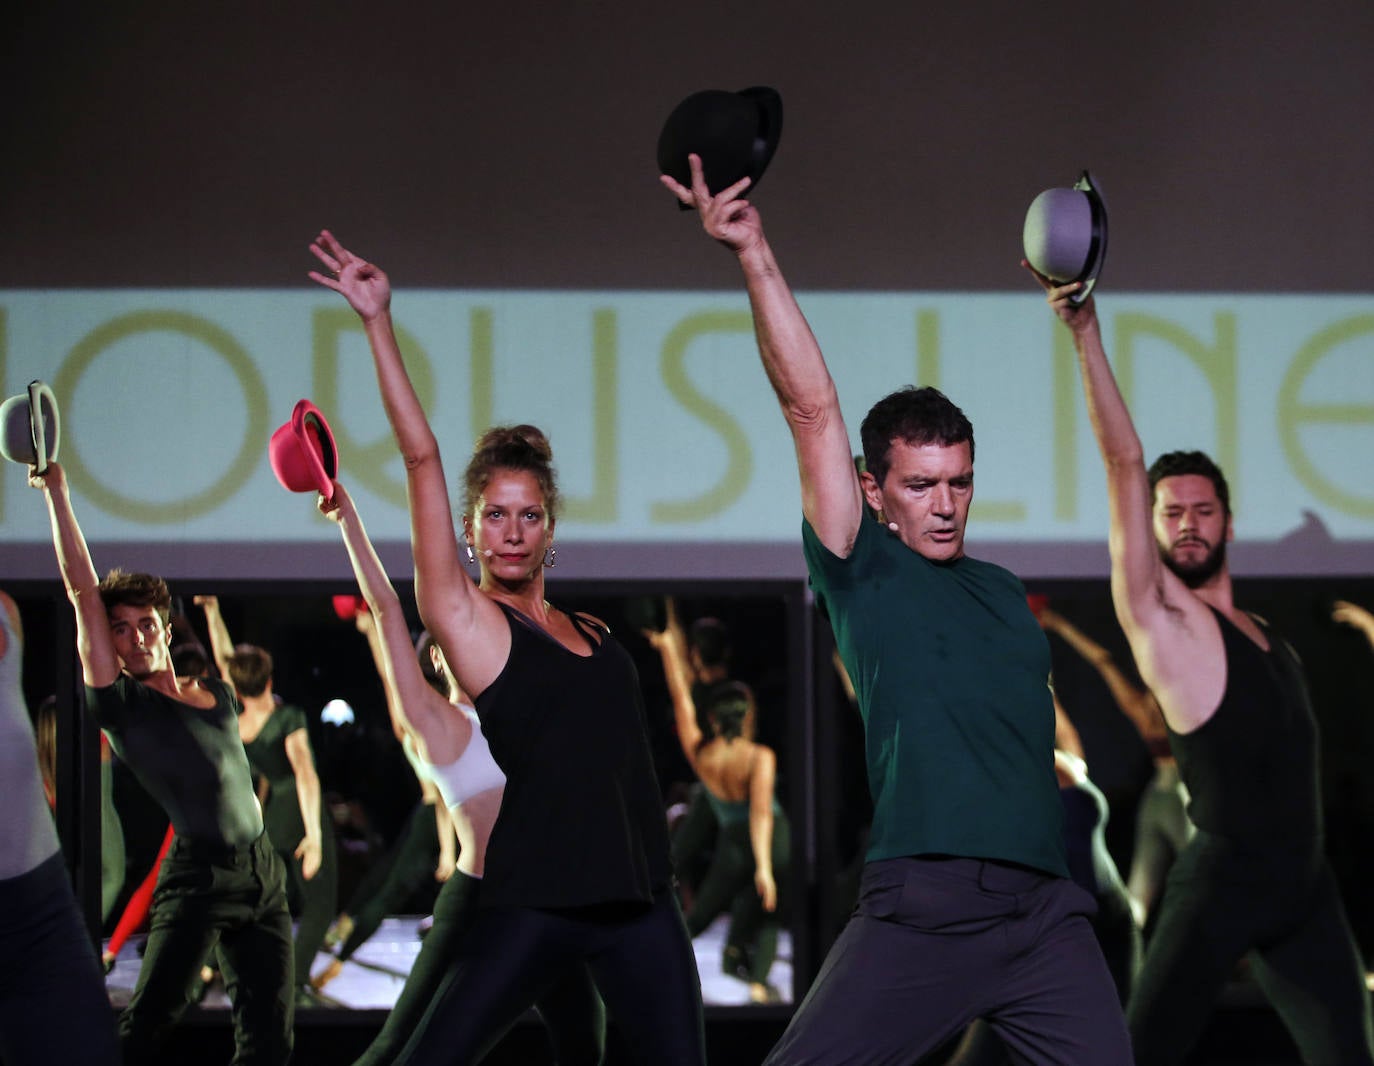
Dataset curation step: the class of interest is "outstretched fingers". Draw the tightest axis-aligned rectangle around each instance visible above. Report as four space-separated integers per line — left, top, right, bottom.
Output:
308 229 363 289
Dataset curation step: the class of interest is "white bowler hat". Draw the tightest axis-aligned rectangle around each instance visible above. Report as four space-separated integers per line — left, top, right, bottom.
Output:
1023 170 1108 304
0 381 60 473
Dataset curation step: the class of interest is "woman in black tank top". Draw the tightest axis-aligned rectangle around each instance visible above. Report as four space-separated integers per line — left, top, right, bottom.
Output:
309 230 706 1066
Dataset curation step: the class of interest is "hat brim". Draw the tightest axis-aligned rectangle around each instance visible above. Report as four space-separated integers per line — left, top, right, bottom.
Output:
1070 171 1108 305
292 399 338 501
28 381 59 474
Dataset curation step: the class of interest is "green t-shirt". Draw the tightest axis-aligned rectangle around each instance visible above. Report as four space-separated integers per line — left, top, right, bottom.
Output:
804 515 1067 877
242 703 313 849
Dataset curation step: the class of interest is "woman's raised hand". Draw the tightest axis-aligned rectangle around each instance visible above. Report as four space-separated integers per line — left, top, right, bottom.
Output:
309 230 392 322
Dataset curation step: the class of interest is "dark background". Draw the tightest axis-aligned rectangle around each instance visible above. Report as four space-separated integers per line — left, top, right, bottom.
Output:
2 4 1372 294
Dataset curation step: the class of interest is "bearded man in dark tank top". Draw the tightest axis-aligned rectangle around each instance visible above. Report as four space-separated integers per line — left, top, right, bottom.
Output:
1033 264 1374 1065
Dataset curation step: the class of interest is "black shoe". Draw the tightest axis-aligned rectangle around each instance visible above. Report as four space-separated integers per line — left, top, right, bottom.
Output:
721 944 753 981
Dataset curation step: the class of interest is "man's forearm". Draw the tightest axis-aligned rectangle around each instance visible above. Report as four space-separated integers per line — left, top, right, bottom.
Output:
45 483 99 601
1072 320 1144 470
738 240 839 424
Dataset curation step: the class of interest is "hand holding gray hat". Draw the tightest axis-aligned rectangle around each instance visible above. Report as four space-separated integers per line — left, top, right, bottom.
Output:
1023 171 1108 304
0 381 60 474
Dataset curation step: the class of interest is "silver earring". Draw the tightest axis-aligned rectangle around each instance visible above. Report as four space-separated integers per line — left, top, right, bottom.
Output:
543 544 557 568
464 542 476 565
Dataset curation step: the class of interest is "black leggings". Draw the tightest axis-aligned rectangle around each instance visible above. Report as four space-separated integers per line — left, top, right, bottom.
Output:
393 890 705 1066
1128 832 1374 1064
279 822 339 984
340 800 439 962
354 872 605 1066
0 851 120 1066
684 815 790 984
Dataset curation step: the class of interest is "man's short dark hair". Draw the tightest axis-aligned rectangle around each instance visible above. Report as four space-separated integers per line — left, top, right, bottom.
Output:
688 617 731 670
98 570 172 626
860 386 975 487
171 643 211 678
1147 450 1231 516
226 644 273 697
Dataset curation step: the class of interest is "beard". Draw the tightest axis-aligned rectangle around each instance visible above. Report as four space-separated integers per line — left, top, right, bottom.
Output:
1161 537 1227 589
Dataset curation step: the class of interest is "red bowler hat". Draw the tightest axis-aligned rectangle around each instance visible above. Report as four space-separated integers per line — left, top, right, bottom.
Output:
269 399 338 501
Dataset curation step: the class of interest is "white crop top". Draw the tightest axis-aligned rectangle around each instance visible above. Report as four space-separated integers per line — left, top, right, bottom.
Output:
425 703 506 811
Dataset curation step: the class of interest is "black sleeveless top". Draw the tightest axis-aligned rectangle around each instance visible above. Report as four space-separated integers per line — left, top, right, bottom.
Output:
1166 607 1323 856
474 603 672 909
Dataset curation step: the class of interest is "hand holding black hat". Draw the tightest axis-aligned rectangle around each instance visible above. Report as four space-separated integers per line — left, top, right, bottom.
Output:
1022 258 1099 338
661 154 764 257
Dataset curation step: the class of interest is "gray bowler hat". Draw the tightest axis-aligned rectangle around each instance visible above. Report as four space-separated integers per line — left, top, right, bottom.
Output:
0 381 60 474
1023 171 1108 304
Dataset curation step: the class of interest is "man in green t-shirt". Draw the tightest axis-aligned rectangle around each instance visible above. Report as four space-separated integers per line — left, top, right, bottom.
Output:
664 157 1130 1062
32 462 294 1065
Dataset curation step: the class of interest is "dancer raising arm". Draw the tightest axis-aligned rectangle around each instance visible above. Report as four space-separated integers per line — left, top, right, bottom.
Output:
194 594 339 1002
309 231 705 1066
319 479 604 1065
1030 263 1374 1065
645 597 789 1003
664 155 1129 1065
30 462 294 1065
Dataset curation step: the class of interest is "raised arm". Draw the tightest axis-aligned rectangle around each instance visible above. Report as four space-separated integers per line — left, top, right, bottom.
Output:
663 157 864 556
1333 600 1374 653
308 232 507 692
283 726 324 880
319 481 472 765
1039 606 1167 746
194 595 234 679
31 463 118 687
644 598 704 766
1028 268 1213 715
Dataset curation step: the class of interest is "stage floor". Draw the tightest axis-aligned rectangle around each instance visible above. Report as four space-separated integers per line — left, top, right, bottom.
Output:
104 920 1327 1064
105 912 794 1010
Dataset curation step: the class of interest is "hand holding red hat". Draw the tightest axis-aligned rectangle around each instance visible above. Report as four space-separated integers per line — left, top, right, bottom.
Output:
269 399 339 501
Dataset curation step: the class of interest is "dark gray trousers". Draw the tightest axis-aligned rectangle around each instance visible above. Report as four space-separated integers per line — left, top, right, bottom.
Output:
763 856 1131 1066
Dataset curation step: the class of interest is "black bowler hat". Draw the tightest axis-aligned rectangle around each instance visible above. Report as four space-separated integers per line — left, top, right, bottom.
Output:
1023 170 1109 304
657 87 783 201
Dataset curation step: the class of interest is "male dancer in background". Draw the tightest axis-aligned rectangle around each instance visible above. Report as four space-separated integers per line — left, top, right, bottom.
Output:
32 462 294 1065
665 156 1130 1062
1032 265 1374 1064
